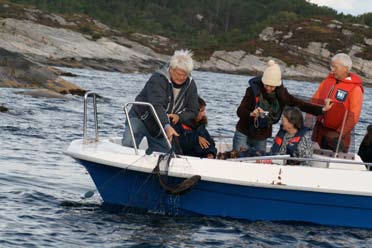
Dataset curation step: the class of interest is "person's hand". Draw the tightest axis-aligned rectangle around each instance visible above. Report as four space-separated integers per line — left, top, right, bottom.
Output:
207 153 214 159
168 114 180 124
250 107 263 118
165 125 179 142
322 98 334 112
198 136 210 149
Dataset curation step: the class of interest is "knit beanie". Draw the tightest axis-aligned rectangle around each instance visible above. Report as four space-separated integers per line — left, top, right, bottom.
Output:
262 60 282 87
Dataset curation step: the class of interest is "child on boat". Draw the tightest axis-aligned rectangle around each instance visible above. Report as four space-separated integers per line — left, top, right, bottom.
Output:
271 106 313 165
218 107 313 165
173 97 217 158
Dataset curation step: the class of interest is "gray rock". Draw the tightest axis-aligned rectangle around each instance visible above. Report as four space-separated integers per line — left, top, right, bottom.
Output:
259 27 275 41
0 18 166 72
311 18 322 23
352 56 372 79
342 29 353 36
327 23 341 29
199 43 371 83
303 42 331 58
0 48 84 95
352 23 369 29
43 13 75 26
365 38 372 46
331 20 343 25
283 32 293 40
1 9 371 86
92 20 110 31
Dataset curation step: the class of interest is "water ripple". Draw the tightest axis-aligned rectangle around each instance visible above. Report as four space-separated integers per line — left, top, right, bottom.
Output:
1 68 372 247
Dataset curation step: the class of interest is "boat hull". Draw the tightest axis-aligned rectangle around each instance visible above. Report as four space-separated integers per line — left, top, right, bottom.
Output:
79 159 372 229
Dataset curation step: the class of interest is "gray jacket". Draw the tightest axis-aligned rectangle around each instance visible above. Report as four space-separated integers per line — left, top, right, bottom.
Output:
132 66 199 137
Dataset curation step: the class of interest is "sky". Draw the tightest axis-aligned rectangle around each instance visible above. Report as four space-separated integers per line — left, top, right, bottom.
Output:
308 0 372 16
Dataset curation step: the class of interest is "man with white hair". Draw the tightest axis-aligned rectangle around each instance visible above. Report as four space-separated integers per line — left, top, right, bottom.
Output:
312 53 364 152
122 49 199 153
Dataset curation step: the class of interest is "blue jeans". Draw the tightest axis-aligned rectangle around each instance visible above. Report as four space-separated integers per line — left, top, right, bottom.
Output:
233 129 267 152
122 113 169 154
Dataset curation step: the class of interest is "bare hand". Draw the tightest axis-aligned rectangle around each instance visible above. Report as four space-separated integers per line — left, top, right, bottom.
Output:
198 136 210 149
168 114 180 124
165 125 179 142
207 153 214 159
250 107 263 118
322 98 334 112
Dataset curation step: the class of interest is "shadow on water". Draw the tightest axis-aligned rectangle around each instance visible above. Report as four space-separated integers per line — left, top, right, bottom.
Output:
57 198 372 247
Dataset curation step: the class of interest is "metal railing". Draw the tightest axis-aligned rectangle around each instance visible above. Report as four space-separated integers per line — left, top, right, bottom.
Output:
334 110 348 158
83 91 98 143
227 154 372 169
124 102 172 155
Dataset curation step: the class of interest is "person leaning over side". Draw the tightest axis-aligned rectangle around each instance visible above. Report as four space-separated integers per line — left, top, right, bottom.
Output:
312 53 364 152
271 106 313 165
122 49 199 154
233 60 333 154
358 124 372 169
173 96 217 159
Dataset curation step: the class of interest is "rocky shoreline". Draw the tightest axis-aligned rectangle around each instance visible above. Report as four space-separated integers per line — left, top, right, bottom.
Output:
0 6 371 99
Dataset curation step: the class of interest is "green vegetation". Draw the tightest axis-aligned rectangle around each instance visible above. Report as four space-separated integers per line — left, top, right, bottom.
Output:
7 0 372 56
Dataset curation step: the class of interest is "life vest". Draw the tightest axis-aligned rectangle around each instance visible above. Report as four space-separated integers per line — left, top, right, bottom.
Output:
181 123 193 131
271 126 310 157
315 73 363 130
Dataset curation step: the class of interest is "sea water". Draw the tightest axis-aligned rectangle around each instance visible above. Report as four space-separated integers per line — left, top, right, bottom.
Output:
1 68 372 247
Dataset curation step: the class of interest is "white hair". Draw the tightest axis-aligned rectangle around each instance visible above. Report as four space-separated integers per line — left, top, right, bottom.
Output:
169 49 194 74
332 53 352 71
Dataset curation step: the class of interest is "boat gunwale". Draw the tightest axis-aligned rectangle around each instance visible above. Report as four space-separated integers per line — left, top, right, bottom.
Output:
65 138 372 198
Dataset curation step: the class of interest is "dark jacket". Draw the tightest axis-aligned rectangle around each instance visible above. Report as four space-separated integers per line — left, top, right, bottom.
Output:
173 122 217 158
236 77 323 140
358 133 372 164
271 127 309 156
132 66 199 137
358 144 372 163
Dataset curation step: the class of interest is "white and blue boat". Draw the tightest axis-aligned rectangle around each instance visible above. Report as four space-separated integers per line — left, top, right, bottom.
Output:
66 92 372 229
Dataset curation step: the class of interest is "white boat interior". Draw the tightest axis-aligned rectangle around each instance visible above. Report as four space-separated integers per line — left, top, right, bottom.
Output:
67 134 372 198
67 94 372 200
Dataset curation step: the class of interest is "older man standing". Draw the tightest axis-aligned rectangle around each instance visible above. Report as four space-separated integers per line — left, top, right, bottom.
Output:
312 53 364 152
122 49 199 153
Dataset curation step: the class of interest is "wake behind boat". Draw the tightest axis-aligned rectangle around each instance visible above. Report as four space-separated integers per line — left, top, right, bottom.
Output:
66 92 372 229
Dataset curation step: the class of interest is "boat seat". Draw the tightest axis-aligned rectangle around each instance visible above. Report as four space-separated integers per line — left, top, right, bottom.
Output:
109 136 149 150
313 148 355 160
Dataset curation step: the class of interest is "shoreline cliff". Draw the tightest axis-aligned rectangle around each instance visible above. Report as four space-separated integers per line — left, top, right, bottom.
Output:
0 3 371 97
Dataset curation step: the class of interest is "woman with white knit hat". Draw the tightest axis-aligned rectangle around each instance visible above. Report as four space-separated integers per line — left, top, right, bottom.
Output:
232 60 333 154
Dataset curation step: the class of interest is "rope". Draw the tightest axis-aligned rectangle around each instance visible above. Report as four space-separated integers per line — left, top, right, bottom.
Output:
153 153 201 195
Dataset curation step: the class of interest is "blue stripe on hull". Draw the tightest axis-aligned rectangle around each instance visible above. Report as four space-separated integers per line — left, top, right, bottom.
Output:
79 160 372 229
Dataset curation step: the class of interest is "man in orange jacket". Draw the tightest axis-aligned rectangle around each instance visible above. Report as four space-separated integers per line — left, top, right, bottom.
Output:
312 53 364 152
